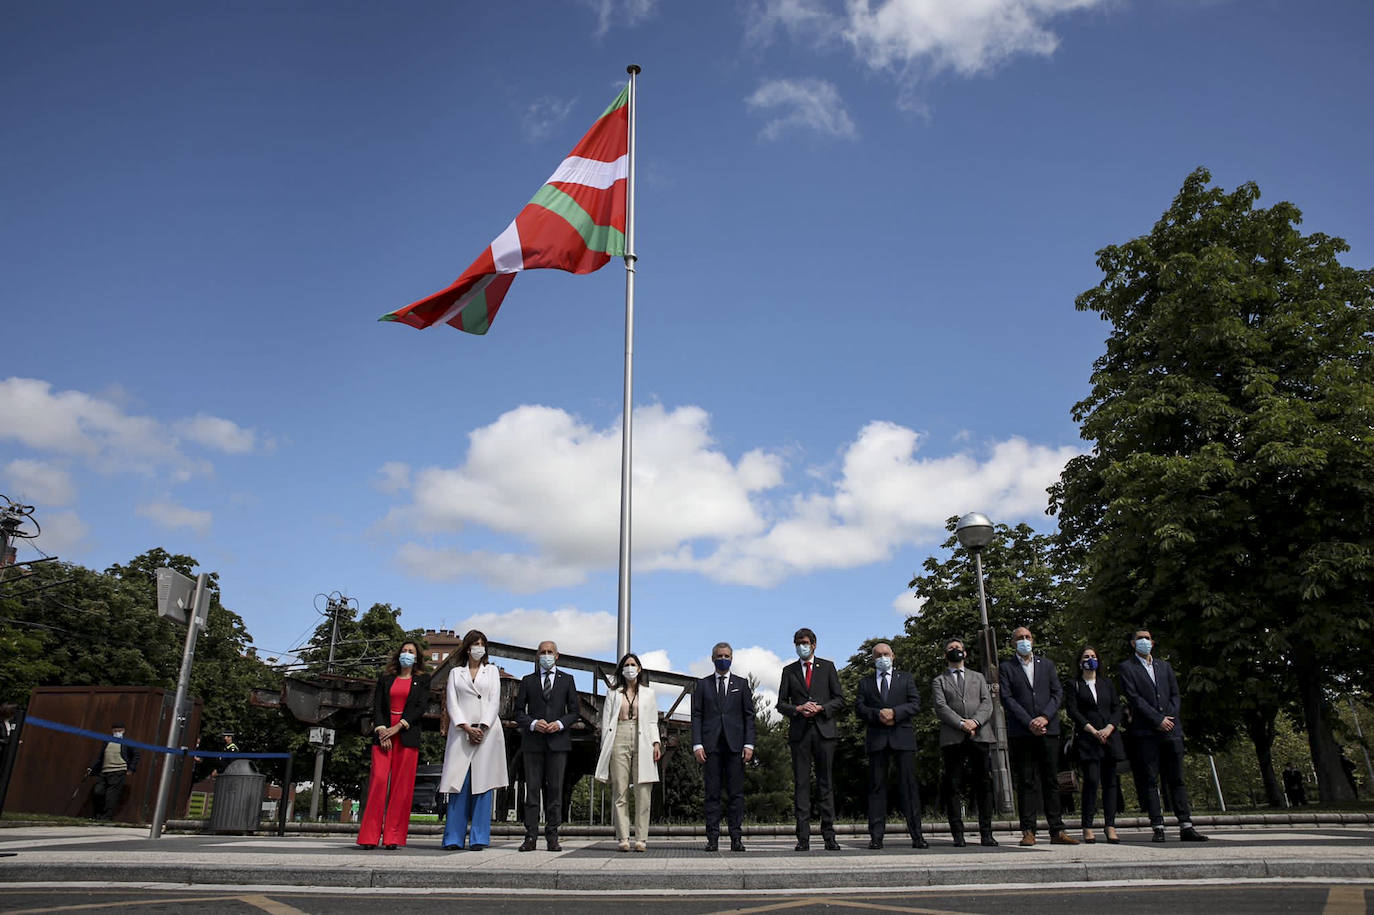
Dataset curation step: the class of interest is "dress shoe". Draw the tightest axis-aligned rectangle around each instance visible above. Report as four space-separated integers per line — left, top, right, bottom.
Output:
519 837 538 852
354 843 377 850
911 835 929 849
951 834 967 848
704 839 719 852
1179 827 1209 842
1151 828 1167 843
824 838 842 851
442 844 462 851
618 841 631 852
547 839 562 852
730 839 747 852
634 842 647 853
1082 828 1096 844
1050 832 1079 846
1019 830 1036 847
1104 828 1120 844
794 841 810 852
980 833 999 847
384 844 398 850
868 839 883 850
470 844 486 851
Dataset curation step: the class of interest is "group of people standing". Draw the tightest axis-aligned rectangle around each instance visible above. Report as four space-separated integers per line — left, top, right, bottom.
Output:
354 624 1212 852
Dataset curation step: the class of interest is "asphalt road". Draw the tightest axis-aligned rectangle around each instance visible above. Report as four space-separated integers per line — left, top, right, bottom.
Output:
0 883 1369 914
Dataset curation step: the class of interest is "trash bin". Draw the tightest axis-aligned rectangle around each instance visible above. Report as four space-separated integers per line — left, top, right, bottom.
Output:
209 759 265 833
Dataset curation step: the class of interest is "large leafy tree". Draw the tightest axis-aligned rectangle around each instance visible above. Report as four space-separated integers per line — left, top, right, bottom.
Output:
1050 169 1374 802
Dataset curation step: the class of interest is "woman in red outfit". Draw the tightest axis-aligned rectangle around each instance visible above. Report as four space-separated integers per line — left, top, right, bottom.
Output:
356 641 430 849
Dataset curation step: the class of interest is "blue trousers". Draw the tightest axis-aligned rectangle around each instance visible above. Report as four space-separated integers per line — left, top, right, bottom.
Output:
443 772 494 848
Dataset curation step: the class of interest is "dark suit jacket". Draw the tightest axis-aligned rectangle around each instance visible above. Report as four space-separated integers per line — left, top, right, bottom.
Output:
515 668 580 753
1063 676 1125 761
998 654 1064 738
90 741 140 773
853 670 919 751
776 657 845 742
691 673 756 753
1116 656 1184 742
372 673 431 749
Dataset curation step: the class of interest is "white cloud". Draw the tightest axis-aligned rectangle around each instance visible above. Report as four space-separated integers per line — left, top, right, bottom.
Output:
636 648 677 674
892 590 927 617
584 0 659 35
745 78 857 140
176 414 260 454
3 459 75 506
31 509 90 556
395 544 590 592
374 461 411 494
454 606 616 658
521 96 577 142
137 500 213 536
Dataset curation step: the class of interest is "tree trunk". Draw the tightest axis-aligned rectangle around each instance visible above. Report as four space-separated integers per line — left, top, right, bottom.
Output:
1294 649 1356 803
1244 706 1285 807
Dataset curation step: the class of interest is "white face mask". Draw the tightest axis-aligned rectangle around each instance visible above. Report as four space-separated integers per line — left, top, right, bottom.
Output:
469 645 486 660
622 665 639 681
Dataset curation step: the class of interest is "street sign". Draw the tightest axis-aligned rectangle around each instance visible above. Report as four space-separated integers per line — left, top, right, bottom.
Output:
155 567 208 630
307 727 335 748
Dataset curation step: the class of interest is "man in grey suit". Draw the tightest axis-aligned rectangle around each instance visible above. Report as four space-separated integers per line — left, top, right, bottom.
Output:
931 638 998 847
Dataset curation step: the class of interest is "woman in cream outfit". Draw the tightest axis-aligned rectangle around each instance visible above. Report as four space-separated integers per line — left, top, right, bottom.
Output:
594 652 662 852
439 629 508 850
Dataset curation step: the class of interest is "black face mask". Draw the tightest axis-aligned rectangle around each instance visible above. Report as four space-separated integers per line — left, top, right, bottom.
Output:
946 648 965 663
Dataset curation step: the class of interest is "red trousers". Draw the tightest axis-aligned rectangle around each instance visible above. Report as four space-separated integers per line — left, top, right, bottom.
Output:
357 743 419 846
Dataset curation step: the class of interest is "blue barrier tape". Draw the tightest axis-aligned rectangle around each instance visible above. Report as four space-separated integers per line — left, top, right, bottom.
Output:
24 715 290 760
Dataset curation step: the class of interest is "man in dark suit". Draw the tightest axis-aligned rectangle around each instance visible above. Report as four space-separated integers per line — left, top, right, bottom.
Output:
776 627 846 851
998 625 1077 846
691 641 756 852
514 640 580 851
1117 628 1208 842
931 638 998 847
853 642 927 849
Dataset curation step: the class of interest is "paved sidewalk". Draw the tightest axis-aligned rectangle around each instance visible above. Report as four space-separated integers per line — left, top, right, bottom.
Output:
2 824 1372 891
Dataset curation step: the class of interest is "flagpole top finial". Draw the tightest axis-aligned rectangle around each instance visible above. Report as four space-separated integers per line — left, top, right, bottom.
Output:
627 64 641 75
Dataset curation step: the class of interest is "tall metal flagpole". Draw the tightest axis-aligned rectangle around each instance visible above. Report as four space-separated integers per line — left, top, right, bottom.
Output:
615 64 639 662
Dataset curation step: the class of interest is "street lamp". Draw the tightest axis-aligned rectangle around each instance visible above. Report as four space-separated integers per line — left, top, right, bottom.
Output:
955 512 1015 814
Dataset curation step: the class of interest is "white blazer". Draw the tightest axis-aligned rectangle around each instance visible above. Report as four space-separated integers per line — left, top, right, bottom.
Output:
594 684 662 784
440 662 509 795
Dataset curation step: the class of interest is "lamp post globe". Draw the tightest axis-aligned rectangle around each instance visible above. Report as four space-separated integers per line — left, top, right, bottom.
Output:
955 512 994 551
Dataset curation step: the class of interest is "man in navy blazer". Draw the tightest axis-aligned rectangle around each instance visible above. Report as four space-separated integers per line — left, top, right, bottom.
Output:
853 642 927 849
776 627 847 851
692 641 756 852
998 625 1077 846
1117 628 1208 842
515 640 581 851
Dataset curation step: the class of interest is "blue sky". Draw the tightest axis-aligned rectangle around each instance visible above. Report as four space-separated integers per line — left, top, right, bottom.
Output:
4 0 1372 706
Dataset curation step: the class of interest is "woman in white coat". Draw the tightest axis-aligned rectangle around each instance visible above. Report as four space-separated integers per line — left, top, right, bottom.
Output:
594 653 662 852
439 629 508 850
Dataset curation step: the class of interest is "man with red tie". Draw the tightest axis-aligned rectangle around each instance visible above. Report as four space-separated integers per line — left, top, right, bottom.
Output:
777 627 846 851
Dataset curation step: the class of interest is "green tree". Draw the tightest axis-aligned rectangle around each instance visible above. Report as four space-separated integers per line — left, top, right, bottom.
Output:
1051 168 1374 803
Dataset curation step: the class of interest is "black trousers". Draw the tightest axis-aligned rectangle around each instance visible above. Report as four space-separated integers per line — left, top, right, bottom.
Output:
1079 757 1119 828
1131 734 1192 827
92 770 126 819
1008 735 1065 833
941 740 994 834
522 748 568 840
703 733 744 841
790 725 836 842
867 745 921 842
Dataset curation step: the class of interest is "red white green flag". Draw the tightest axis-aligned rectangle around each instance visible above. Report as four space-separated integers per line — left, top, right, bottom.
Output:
381 87 629 334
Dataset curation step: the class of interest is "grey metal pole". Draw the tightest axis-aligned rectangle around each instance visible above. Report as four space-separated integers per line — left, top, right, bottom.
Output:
615 64 639 663
1208 754 1226 811
310 598 341 821
974 551 1015 814
149 573 208 839
1347 696 1374 785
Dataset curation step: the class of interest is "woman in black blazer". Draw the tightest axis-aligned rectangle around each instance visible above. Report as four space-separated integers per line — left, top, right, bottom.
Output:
1064 645 1125 843
356 640 431 849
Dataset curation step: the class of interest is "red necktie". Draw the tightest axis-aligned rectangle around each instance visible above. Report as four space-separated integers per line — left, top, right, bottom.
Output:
805 662 812 690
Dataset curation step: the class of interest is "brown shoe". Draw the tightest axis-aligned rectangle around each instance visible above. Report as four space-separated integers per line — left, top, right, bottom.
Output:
1051 831 1080 845
1019 830 1036 847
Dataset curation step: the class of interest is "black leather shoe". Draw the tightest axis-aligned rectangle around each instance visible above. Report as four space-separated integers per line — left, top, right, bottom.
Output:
519 837 538 852
868 839 883 849
794 841 810 852
980 834 999 847
442 844 462 850
469 844 486 851
1151 829 1167 843
824 838 842 851
704 839 719 852
547 839 562 852
384 844 398 850
952 834 967 848
354 843 377 850
912 835 929 849
1179 827 1209 842
730 839 747 852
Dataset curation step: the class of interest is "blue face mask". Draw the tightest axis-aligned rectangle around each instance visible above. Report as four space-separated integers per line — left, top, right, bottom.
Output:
1081 658 1099 671
1135 638 1153 657
796 643 813 660
713 657 731 673
539 654 556 671
875 656 893 673
1015 639 1033 657
398 652 416 668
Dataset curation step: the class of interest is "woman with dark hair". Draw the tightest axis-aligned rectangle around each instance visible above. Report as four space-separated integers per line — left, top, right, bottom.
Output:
1064 644 1125 844
593 652 662 852
439 629 508 850
356 640 430 850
